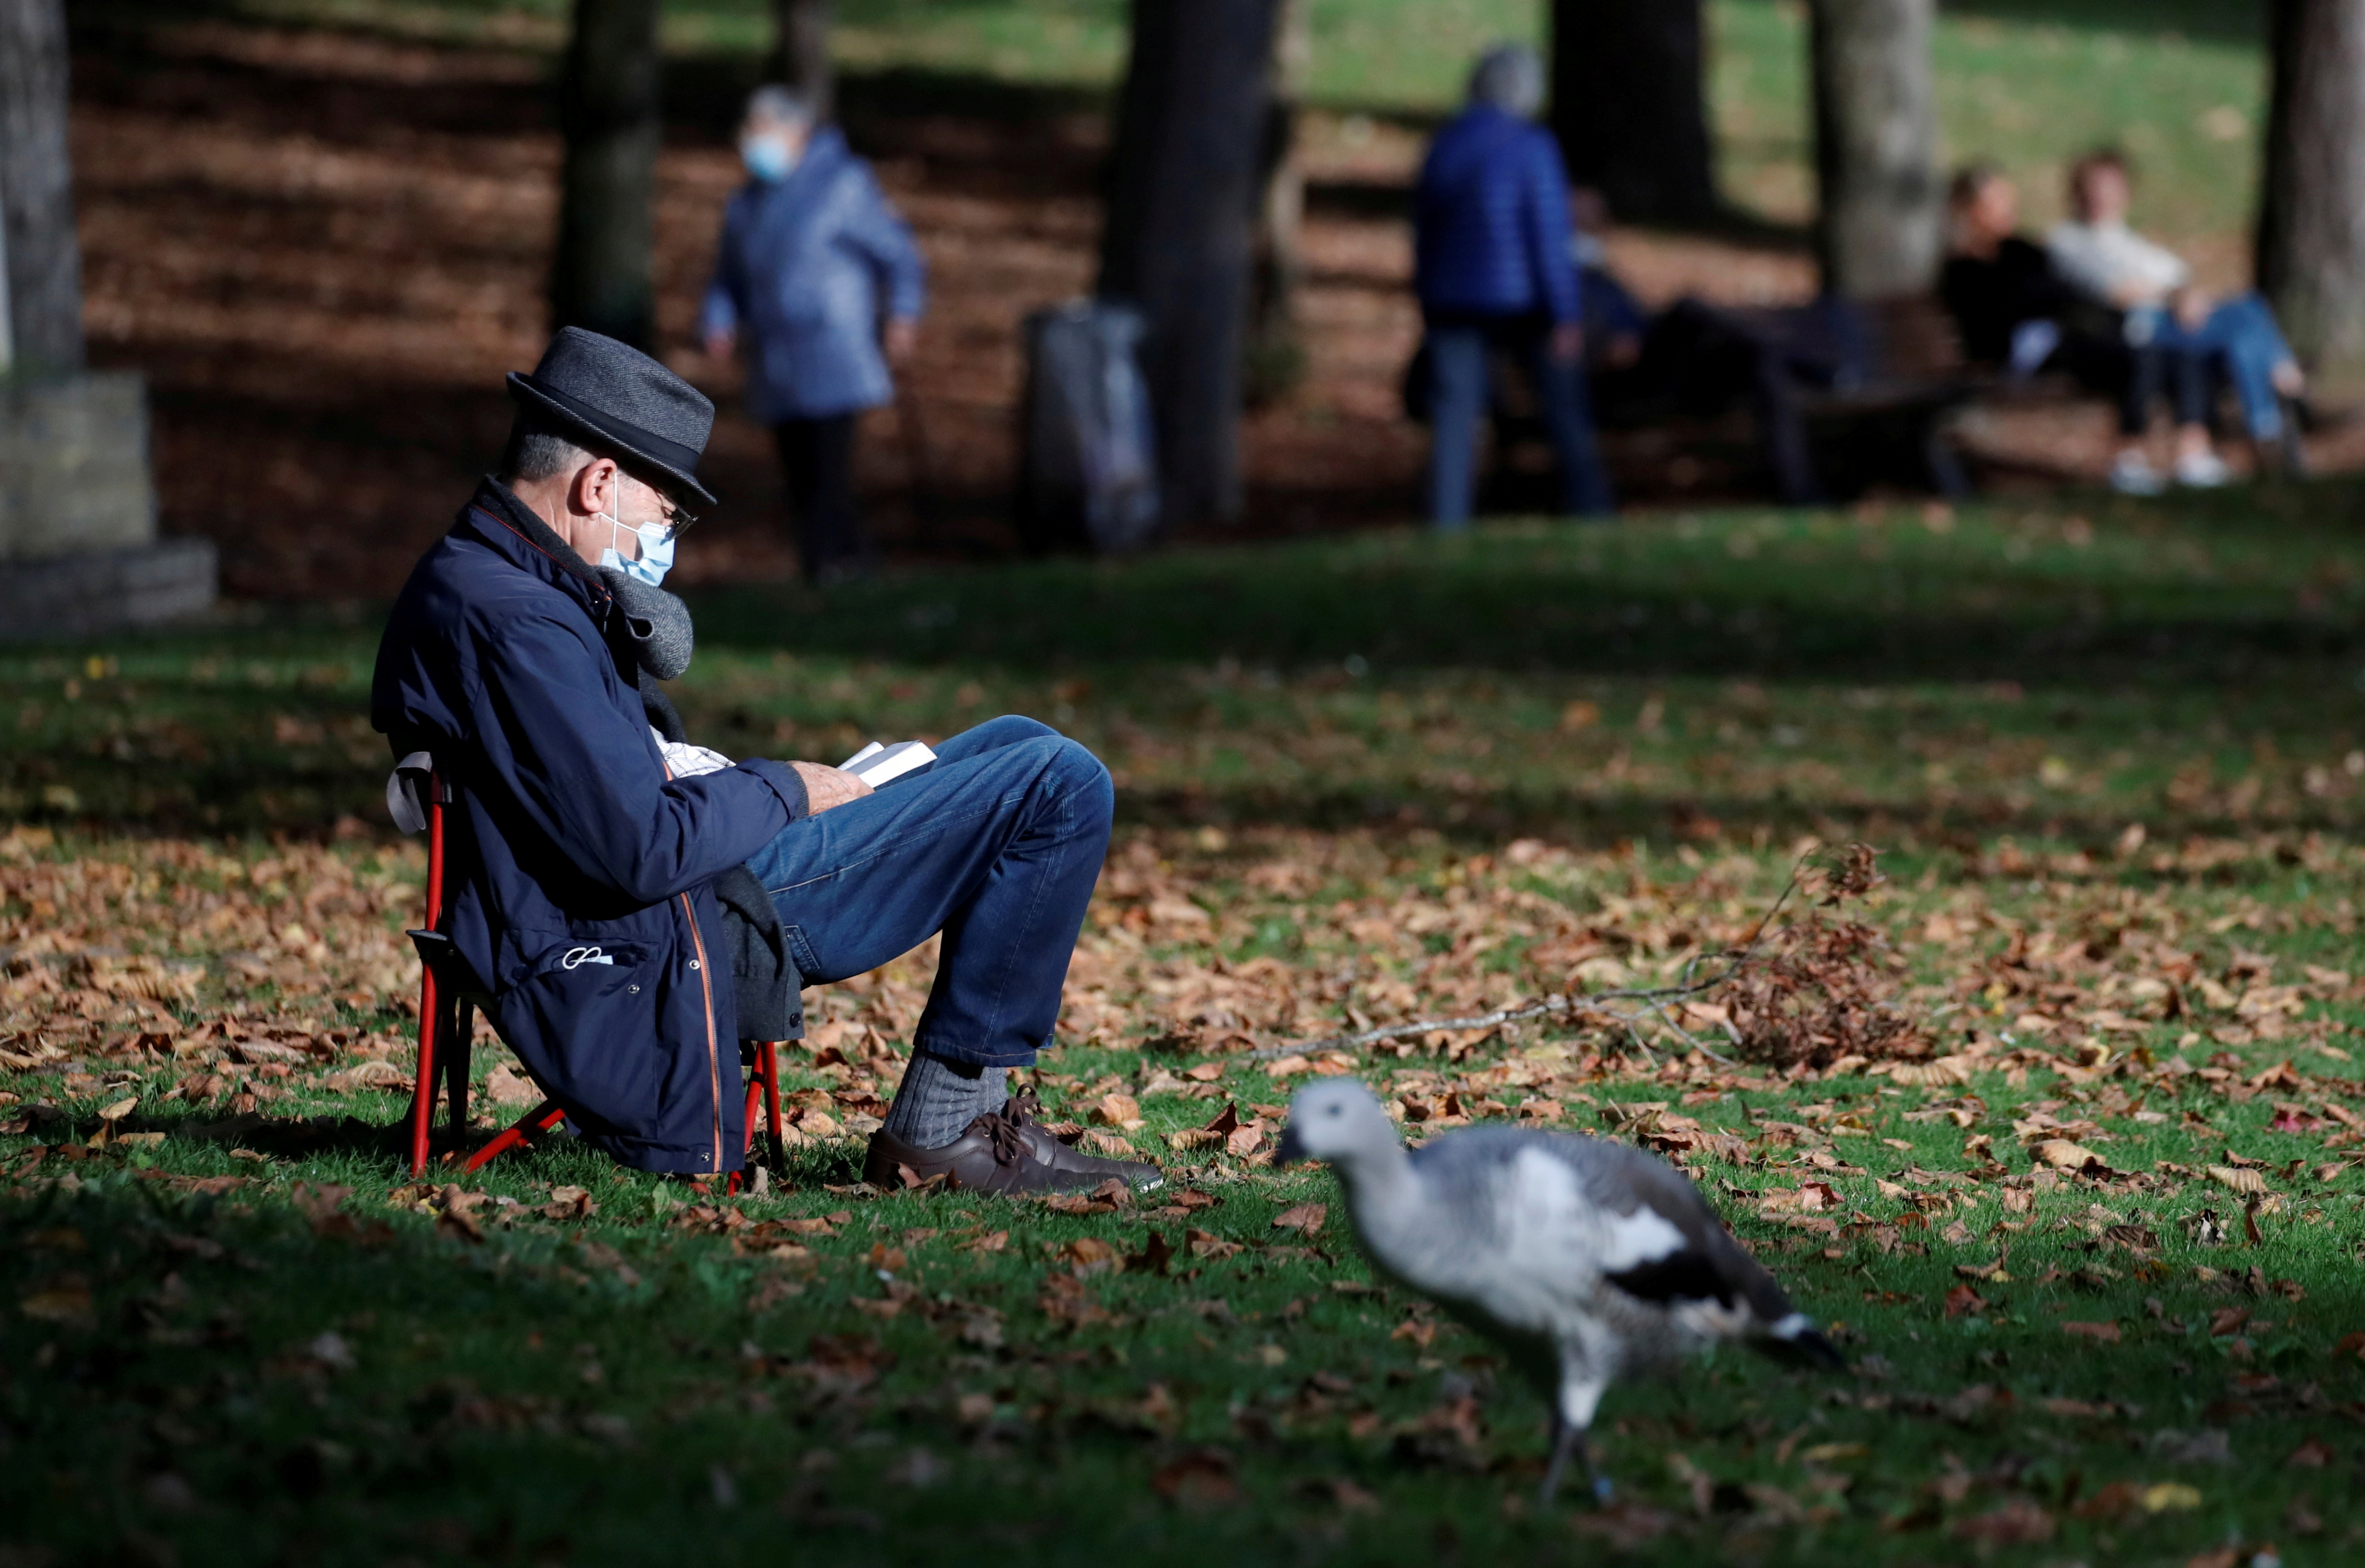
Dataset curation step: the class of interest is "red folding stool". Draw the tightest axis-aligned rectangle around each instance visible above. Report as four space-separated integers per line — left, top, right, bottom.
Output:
393 757 788 1182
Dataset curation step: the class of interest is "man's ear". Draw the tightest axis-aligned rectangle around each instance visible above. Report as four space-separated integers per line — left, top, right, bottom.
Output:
570 458 619 520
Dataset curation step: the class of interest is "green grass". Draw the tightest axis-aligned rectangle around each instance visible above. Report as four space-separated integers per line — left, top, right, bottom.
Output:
133 0 2275 244
9 483 2365 1563
1715 0 2268 239
12 482 2365 841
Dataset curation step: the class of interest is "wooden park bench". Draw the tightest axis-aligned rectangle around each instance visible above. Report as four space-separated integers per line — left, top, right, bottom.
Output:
1484 293 2124 506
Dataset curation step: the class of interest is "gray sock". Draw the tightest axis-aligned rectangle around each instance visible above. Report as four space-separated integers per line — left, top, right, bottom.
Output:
882 1051 1009 1149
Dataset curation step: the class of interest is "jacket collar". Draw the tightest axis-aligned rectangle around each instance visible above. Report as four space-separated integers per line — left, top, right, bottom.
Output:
457 476 612 617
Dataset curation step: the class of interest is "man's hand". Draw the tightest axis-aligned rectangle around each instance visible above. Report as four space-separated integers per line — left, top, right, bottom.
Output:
1548 320 1585 366
883 317 919 366
790 761 873 814
704 325 737 361
2171 285 2212 331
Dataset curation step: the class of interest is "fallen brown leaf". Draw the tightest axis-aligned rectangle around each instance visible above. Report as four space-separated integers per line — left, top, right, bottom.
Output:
1090 1093 1142 1128
2287 1436 2335 1468
1150 1449 1237 1506
1948 1499 2054 1545
2208 1164 2269 1196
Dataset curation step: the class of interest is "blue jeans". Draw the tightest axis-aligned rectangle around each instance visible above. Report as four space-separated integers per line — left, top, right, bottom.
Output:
2137 293 2295 441
1424 315 1614 529
742 715 1113 1069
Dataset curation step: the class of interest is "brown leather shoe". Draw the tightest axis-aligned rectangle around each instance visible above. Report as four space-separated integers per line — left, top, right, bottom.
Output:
864 1103 1158 1195
998 1087 1164 1192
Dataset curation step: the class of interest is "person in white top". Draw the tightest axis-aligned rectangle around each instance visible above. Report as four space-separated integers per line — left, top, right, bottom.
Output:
2046 148 2306 494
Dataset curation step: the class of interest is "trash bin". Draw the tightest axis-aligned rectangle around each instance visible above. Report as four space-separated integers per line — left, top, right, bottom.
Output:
1016 300 1159 554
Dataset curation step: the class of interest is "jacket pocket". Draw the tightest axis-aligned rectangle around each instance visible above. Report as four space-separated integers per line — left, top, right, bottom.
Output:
493 928 665 1136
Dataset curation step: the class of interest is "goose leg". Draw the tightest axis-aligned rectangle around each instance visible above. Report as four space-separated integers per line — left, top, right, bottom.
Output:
1538 1413 1579 1506
1582 1433 1613 1505
1546 1367 1612 1507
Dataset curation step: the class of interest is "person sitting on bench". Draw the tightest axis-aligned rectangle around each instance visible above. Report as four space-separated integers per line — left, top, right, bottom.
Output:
2047 147 2307 489
1940 161 2195 497
372 327 1158 1195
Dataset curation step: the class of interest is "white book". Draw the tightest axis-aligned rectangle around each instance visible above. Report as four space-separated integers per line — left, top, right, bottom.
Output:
839 739 936 786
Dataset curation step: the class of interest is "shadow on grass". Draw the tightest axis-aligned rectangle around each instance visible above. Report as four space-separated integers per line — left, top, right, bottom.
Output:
691 480 2365 691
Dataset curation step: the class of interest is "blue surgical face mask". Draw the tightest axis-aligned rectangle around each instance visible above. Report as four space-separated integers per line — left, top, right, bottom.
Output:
599 511 675 588
741 132 797 183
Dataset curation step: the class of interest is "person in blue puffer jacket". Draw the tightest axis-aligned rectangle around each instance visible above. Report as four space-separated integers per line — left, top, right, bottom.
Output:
701 86 927 584
1414 44 1613 527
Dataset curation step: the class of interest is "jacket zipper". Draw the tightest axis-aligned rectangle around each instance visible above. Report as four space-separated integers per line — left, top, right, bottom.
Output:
682 891 724 1173
653 760 725 1174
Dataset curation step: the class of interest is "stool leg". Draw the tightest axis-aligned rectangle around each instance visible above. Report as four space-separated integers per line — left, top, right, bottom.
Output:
761 1041 786 1173
463 1100 567 1173
407 968 441 1179
446 998 474 1155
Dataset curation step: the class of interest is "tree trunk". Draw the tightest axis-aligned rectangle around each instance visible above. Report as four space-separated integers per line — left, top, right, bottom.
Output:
1098 0 1280 525
1245 0 1310 407
550 0 661 349
766 0 832 122
0 0 85 377
2257 0 2365 372
1809 0 1941 298
1550 0 1718 225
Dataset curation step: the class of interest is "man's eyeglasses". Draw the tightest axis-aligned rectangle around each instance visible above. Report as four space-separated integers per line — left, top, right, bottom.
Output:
627 477 697 540
655 497 699 541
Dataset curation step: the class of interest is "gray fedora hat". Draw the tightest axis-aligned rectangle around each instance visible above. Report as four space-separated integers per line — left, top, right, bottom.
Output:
507 326 719 507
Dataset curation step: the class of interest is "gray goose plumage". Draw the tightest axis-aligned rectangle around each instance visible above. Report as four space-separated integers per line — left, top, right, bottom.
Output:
1276 1079 1842 1504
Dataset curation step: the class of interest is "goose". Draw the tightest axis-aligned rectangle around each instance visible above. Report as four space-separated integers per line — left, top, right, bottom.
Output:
1276 1078 1843 1503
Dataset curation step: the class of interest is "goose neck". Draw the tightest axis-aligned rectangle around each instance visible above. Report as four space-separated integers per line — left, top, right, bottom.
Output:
1336 1140 1419 1214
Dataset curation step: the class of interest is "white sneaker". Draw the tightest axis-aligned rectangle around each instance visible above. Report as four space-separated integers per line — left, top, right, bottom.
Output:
2174 450 2232 489
2108 453 2166 496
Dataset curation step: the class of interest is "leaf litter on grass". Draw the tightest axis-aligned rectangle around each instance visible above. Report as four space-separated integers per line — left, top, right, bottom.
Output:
11 818 2365 1561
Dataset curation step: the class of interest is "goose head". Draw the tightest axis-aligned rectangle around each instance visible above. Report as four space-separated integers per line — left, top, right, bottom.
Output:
1276 1078 1403 1178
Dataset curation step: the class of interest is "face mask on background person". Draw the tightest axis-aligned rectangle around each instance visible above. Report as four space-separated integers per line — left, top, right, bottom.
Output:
741 130 798 183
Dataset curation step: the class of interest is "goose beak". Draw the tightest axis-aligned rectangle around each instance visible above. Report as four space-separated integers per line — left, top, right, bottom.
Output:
1273 1122 1309 1166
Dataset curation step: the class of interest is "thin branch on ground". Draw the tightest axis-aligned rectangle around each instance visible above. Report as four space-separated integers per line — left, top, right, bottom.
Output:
1245 853 1817 1065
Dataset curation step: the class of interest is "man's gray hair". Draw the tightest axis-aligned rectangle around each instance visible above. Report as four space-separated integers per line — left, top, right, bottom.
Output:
1468 43 1544 119
746 84 816 128
501 410 599 485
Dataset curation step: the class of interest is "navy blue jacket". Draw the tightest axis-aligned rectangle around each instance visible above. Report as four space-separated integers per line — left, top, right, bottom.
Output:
698 127 928 422
1414 104 1583 324
372 481 808 1174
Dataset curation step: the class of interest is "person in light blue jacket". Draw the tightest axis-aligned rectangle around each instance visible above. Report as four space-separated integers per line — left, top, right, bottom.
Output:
701 86 927 583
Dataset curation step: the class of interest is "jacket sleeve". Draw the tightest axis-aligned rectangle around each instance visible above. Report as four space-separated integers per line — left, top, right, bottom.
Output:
699 195 748 338
1522 132 1583 324
845 167 927 322
464 606 802 906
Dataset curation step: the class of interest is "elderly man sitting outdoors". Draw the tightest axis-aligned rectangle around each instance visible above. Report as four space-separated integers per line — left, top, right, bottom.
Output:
1413 43 1613 528
2047 147 2307 492
373 327 1154 1195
